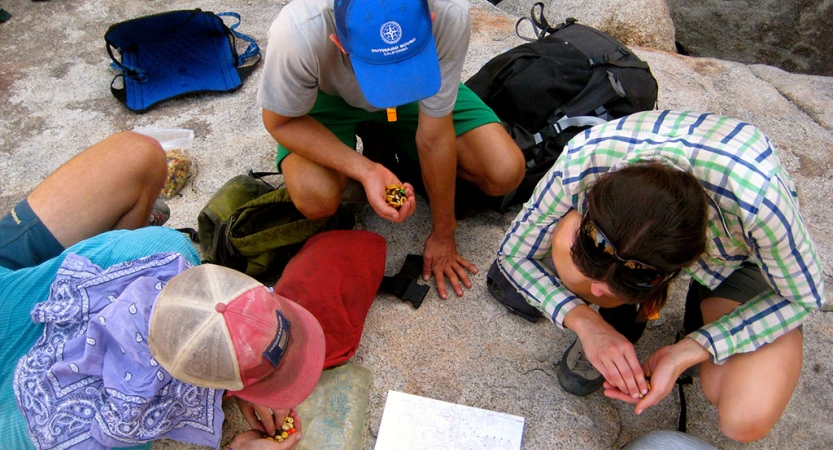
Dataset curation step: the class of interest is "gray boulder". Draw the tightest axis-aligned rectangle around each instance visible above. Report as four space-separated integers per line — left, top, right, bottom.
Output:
667 0 833 76
496 0 677 52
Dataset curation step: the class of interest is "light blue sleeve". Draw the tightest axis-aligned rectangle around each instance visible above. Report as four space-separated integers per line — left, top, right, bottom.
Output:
0 227 199 450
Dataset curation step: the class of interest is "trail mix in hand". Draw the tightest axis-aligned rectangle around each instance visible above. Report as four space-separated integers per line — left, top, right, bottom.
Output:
385 184 406 209
264 416 296 443
639 375 652 398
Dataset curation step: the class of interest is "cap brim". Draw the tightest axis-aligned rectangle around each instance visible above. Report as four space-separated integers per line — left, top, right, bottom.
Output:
351 38 441 109
231 293 326 409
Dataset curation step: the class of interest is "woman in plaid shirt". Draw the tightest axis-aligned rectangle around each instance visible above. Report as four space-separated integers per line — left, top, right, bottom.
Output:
496 110 825 442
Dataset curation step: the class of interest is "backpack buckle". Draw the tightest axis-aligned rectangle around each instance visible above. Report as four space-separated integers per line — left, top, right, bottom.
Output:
379 254 429 308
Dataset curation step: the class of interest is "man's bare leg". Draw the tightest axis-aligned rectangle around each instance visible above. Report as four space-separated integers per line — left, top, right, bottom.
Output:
281 152 347 220
27 131 167 248
455 122 525 196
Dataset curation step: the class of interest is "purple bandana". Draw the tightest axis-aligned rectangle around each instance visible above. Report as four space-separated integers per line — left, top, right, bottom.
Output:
14 253 224 450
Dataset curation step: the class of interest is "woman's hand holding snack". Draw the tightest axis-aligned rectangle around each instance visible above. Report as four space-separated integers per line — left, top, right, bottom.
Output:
234 397 294 437
228 410 303 449
604 338 709 414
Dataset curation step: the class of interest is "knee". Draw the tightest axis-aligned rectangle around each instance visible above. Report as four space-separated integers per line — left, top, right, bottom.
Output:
89 132 167 190
281 155 347 219
112 131 165 156
112 131 167 178
483 165 525 196
478 149 526 196
297 202 338 220
290 189 340 220
717 403 778 442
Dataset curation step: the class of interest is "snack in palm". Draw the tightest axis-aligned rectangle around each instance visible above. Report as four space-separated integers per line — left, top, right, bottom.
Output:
262 416 296 443
385 184 407 209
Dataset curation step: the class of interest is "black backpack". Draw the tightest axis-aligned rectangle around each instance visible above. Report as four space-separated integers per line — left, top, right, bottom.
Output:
465 2 658 209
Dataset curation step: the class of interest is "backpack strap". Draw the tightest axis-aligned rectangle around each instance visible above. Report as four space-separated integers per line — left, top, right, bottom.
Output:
515 2 651 73
533 116 607 144
558 69 629 119
676 375 694 432
590 47 651 70
107 43 147 110
246 169 282 189
176 227 200 243
216 12 262 79
515 2 576 42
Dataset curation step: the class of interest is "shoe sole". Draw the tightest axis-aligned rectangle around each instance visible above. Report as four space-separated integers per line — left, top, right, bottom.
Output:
557 339 604 396
485 261 544 323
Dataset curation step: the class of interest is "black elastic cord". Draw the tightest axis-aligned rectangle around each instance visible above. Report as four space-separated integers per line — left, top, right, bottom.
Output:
176 227 199 243
676 375 693 432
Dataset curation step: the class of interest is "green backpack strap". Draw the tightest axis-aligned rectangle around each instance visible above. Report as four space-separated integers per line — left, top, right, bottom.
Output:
226 187 329 277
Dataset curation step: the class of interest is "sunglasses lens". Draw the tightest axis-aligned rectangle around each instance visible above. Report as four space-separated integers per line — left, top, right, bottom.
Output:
617 266 664 289
580 218 676 289
580 221 615 265
619 266 679 289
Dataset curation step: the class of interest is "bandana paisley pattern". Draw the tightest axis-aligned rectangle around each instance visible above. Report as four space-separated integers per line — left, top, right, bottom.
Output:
13 253 224 450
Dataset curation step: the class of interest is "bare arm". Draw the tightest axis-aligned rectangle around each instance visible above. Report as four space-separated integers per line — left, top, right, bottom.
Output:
262 109 372 182
416 111 476 299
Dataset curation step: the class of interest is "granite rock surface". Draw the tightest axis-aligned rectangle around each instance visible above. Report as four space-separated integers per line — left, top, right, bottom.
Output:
1 1 831 449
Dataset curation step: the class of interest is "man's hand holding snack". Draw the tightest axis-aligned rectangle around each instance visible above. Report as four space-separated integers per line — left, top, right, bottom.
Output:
360 164 416 222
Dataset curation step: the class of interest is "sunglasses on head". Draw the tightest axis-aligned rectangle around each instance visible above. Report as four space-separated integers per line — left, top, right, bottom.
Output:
578 218 679 289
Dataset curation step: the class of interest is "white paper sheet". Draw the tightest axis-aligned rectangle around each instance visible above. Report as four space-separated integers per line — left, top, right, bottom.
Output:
374 390 525 450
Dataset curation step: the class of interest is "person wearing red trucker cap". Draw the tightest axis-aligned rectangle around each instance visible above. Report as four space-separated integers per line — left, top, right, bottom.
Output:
258 0 526 301
0 132 323 450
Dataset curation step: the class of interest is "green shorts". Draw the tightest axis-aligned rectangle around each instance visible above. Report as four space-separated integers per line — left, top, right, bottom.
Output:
275 83 499 172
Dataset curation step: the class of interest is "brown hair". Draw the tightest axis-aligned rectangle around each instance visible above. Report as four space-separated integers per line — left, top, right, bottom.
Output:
570 162 709 320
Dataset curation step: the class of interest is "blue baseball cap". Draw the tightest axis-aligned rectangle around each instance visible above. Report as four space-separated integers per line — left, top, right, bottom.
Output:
335 0 441 109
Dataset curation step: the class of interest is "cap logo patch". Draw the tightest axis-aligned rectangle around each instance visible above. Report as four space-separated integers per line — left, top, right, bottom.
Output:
263 310 291 368
380 21 402 44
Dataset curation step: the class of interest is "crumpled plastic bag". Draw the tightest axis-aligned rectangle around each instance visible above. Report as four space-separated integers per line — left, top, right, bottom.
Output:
160 148 192 198
133 127 194 198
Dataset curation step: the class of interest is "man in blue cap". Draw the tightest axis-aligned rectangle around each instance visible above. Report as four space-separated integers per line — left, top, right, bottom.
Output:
258 0 526 300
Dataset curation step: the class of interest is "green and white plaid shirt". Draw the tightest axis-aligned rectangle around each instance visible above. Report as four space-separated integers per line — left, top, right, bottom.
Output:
497 110 825 363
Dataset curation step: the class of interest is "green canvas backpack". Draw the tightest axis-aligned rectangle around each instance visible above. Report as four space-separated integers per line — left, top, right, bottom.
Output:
197 171 354 279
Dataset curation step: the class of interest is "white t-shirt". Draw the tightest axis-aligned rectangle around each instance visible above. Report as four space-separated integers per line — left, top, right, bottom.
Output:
257 0 471 118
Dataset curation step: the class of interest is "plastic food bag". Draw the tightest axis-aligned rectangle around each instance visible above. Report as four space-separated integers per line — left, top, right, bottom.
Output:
133 127 194 198
296 363 373 450
160 148 193 198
